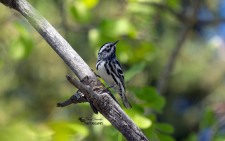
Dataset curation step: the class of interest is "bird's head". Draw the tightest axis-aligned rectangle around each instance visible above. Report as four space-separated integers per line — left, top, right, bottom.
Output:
98 40 119 60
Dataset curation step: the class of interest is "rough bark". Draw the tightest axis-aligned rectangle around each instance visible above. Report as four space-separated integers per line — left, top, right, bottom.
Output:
0 0 149 140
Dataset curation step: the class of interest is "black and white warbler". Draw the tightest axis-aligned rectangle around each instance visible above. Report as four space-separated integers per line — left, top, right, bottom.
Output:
96 40 132 108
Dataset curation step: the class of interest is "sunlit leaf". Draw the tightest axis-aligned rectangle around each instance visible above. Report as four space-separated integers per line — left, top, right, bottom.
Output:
34 124 53 141
83 0 99 9
9 36 33 60
125 109 152 129
48 121 89 141
70 1 91 23
88 28 100 46
9 39 25 60
132 114 152 129
0 122 37 141
113 18 136 37
14 22 30 37
9 23 34 60
99 18 137 38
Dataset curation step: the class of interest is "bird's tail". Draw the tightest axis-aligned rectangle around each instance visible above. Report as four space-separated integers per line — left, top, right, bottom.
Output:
118 85 132 108
121 94 132 108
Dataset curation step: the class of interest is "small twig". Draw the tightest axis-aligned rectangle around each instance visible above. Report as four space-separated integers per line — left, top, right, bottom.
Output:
57 91 87 107
57 89 98 114
66 75 99 100
66 75 119 105
57 99 73 107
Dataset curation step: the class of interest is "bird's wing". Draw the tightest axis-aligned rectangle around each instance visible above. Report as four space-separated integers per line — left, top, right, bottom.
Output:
113 59 125 91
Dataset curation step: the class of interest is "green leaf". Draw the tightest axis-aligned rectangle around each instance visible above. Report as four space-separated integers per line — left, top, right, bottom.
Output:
200 108 216 129
124 62 146 82
99 18 137 38
158 133 175 141
9 36 33 60
132 87 166 112
167 0 181 11
126 110 152 129
14 22 29 37
9 23 34 60
132 114 152 129
70 1 91 23
156 123 174 134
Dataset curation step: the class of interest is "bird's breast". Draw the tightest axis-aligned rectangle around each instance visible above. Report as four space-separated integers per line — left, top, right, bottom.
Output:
97 61 115 86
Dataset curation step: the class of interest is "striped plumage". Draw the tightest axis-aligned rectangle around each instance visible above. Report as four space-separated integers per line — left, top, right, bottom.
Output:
96 40 132 108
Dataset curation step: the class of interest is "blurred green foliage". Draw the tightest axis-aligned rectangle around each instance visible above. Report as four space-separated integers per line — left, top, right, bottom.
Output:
1 0 225 141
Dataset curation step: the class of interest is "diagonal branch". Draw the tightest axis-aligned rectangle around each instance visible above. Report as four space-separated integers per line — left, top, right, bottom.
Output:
157 0 202 95
0 0 149 140
157 26 190 94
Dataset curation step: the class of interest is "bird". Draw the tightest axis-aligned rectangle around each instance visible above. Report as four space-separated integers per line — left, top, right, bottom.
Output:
96 40 132 108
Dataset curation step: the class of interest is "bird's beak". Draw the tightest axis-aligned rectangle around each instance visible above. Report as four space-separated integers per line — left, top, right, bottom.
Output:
112 40 119 46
